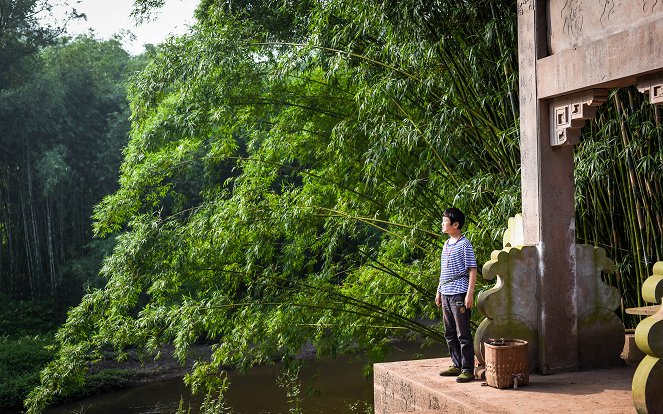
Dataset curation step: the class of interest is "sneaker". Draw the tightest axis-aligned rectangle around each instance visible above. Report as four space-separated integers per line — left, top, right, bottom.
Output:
439 366 461 376
456 370 474 383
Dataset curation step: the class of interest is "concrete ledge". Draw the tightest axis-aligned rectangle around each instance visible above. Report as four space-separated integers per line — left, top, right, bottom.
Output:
536 18 663 98
374 357 636 414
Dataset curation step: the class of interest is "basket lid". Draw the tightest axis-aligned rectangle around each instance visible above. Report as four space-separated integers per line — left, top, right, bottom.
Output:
485 338 528 347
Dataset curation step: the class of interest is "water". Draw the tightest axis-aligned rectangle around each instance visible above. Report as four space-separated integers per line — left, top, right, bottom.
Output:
46 343 440 414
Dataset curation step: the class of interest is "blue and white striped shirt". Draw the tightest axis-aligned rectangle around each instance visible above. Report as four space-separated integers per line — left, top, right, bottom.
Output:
438 235 477 295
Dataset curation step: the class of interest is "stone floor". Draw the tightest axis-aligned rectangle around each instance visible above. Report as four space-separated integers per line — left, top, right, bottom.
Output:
374 357 636 414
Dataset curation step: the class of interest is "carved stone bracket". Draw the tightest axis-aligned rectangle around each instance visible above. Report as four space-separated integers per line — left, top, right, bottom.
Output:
550 89 609 147
637 74 663 105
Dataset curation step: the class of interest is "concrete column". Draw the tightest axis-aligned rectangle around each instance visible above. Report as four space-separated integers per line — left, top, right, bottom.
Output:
518 0 578 373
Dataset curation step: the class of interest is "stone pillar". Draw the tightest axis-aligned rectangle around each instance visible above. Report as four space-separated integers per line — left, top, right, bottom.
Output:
518 0 578 373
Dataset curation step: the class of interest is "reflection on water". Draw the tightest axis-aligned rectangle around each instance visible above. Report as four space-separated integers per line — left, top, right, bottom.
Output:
47 343 441 414
47 378 194 414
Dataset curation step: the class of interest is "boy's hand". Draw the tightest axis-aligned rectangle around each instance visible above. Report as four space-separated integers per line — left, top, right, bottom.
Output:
435 291 441 308
464 293 474 309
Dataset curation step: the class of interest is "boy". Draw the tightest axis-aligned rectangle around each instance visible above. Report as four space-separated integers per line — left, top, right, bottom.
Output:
435 207 477 383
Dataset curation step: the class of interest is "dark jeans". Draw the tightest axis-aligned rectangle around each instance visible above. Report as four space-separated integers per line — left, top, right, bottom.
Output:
442 293 474 371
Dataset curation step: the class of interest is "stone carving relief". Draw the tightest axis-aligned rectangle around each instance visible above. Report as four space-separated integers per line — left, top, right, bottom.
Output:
551 89 608 147
575 245 624 368
637 74 663 105
475 244 539 371
502 214 525 248
475 215 624 371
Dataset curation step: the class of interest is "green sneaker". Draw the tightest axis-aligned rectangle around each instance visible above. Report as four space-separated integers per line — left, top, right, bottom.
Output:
439 366 461 376
456 370 474 383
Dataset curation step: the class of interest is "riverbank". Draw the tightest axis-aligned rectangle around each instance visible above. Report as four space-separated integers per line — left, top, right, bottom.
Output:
1 343 212 414
88 344 214 387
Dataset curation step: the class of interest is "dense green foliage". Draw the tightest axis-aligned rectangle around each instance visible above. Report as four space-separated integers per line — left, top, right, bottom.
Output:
0 293 58 336
0 34 137 304
0 336 53 410
0 0 61 89
0 294 55 411
1 3 144 409
22 0 663 412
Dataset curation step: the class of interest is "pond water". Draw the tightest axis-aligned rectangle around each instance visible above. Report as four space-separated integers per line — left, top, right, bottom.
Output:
47 343 441 414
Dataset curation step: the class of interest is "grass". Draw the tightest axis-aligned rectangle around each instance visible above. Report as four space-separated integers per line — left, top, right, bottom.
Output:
0 336 53 411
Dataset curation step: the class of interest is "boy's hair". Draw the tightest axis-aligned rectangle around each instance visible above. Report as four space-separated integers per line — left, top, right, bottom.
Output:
443 207 466 229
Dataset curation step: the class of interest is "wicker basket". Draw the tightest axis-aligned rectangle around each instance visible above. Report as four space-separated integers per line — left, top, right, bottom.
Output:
484 339 529 389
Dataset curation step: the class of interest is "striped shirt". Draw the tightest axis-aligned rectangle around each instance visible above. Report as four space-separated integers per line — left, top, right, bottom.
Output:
438 235 477 295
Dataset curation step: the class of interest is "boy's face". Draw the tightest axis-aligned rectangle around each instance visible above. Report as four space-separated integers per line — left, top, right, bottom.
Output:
441 217 459 235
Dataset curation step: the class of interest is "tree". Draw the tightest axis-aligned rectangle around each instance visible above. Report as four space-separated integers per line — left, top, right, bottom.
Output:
0 0 65 89
0 35 136 303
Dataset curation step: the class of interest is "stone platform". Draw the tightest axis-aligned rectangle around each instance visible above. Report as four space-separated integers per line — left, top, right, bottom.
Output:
374 357 636 414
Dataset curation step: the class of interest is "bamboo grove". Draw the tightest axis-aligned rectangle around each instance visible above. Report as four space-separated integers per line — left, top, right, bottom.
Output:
22 0 663 412
0 0 137 305
576 88 663 327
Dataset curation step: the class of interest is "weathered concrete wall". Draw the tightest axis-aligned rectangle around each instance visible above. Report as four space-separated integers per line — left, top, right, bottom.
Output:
548 0 663 54
538 19 663 98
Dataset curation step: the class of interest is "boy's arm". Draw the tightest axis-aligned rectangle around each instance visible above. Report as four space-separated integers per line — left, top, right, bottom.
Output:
465 267 477 309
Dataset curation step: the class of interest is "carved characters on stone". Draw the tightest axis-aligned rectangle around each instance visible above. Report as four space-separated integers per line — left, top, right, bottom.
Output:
517 0 534 16
551 89 608 147
599 0 622 28
549 0 663 54
642 0 661 13
632 262 663 414
561 0 584 38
